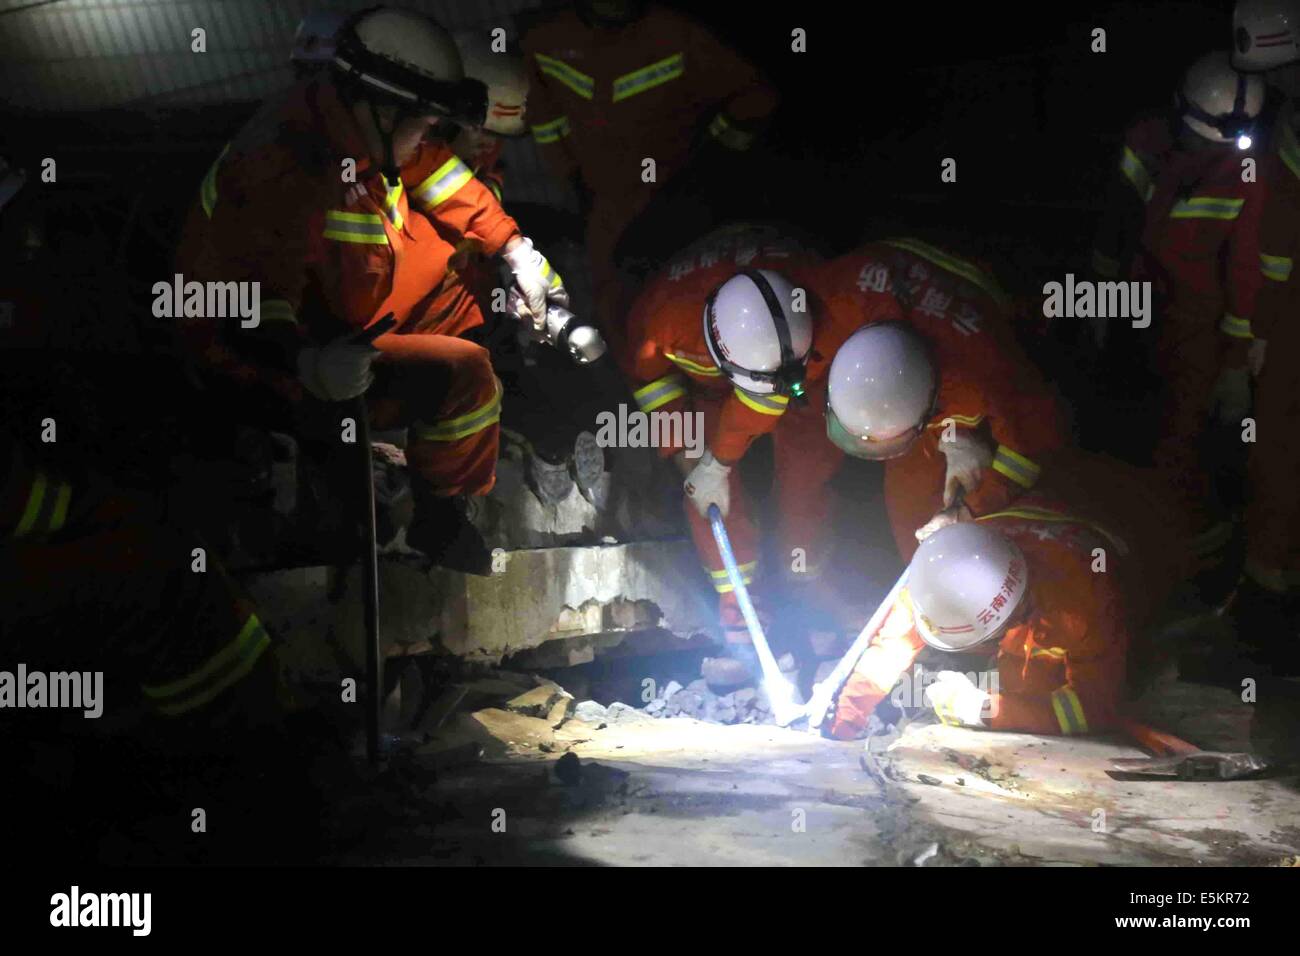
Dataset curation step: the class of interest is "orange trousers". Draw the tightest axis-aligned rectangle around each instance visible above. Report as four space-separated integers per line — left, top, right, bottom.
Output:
369 332 500 498
685 392 845 620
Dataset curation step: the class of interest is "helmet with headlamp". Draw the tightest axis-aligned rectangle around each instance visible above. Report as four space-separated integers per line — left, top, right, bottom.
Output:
702 268 814 399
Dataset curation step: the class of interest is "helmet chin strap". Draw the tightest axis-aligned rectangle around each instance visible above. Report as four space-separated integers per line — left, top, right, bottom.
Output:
367 98 402 187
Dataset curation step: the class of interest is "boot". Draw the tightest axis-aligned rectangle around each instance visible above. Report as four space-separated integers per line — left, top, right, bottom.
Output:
406 487 492 576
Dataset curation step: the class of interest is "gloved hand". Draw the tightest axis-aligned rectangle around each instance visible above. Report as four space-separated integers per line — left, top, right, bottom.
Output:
938 430 994 507
1248 339 1268 379
915 502 973 542
684 450 732 518
296 337 377 401
502 236 568 331
1211 365 1252 426
924 670 991 727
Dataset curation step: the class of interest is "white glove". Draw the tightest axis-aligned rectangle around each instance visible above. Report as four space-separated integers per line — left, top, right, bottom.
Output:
915 503 973 542
296 338 377 401
1248 339 1267 379
1211 365 1252 425
502 236 568 330
924 671 991 727
683 450 732 519
938 430 994 507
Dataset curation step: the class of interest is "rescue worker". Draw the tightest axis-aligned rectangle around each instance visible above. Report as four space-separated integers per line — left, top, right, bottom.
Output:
174 6 570 574
827 455 1189 740
622 224 825 685
519 1 778 355
1225 0 1300 669
1090 51 1268 573
817 239 1068 563
0 160 290 732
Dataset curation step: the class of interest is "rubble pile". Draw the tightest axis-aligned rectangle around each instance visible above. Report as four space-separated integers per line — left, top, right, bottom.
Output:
635 679 780 725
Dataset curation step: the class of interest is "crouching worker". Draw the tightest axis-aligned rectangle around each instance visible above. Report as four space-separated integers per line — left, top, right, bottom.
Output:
828 513 1135 739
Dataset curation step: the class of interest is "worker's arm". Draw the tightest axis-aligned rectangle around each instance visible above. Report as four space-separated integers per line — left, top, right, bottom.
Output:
404 141 519 255
942 363 1067 518
627 333 693 460
690 18 779 155
827 595 927 740
177 145 324 398
518 38 581 186
1217 166 1269 365
1090 121 1161 280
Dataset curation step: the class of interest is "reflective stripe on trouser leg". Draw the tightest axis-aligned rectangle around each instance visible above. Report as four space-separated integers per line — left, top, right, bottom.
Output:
1050 686 1088 735
408 373 502 498
141 612 273 717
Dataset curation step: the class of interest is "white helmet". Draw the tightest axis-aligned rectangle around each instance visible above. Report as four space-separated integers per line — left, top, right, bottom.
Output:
908 522 1029 651
1233 0 1300 71
825 322 938 461
333 7 485 126
1179 51 1266 146
291 10 346 68
703 269 814 397
454 32 529 136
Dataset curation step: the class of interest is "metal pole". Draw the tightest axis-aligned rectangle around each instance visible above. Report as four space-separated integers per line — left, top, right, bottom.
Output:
353 396 382 764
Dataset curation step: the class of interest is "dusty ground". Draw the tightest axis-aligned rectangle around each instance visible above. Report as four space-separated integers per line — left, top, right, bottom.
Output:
318 669 1300 867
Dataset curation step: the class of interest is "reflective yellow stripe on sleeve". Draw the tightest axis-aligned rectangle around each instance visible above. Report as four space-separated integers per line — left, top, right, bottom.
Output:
1169 196 1244 220
1119 145 1155 203
142 613 273 717
531 115 571 144
535 54 595 100
612 53 685 102
990 445 1041 489
383 180 404 229
13 470 47 538
1219 313 1253 339
199 144 229 219
1050 686 1088 735
323 210 389 245
665 352 722 376
632 374 688 413
708 561 757 594
707 112 756 151
413 156 474 210
1261 253 1293 282
413 378 503 442
733 387 789 417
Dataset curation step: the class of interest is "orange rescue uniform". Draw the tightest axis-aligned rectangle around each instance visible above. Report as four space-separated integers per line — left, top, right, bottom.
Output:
520 4 777 353
174 77 522 497
809 239 1069 562
1246 104 1300 583
622 229 828 628
1092 115 1266 541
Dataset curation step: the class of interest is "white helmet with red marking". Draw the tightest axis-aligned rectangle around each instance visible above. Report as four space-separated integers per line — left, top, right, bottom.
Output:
907 522 1029 651
454 32 529 135
1233 0 1300 71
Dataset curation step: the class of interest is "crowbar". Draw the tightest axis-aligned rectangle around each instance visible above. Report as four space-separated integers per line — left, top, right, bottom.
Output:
804 568 910 732
350 312 396 764
707 504 802 725
1108 717 1269 781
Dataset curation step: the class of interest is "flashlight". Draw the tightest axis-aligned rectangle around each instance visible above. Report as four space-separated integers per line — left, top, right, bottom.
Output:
1237 133 1252 150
